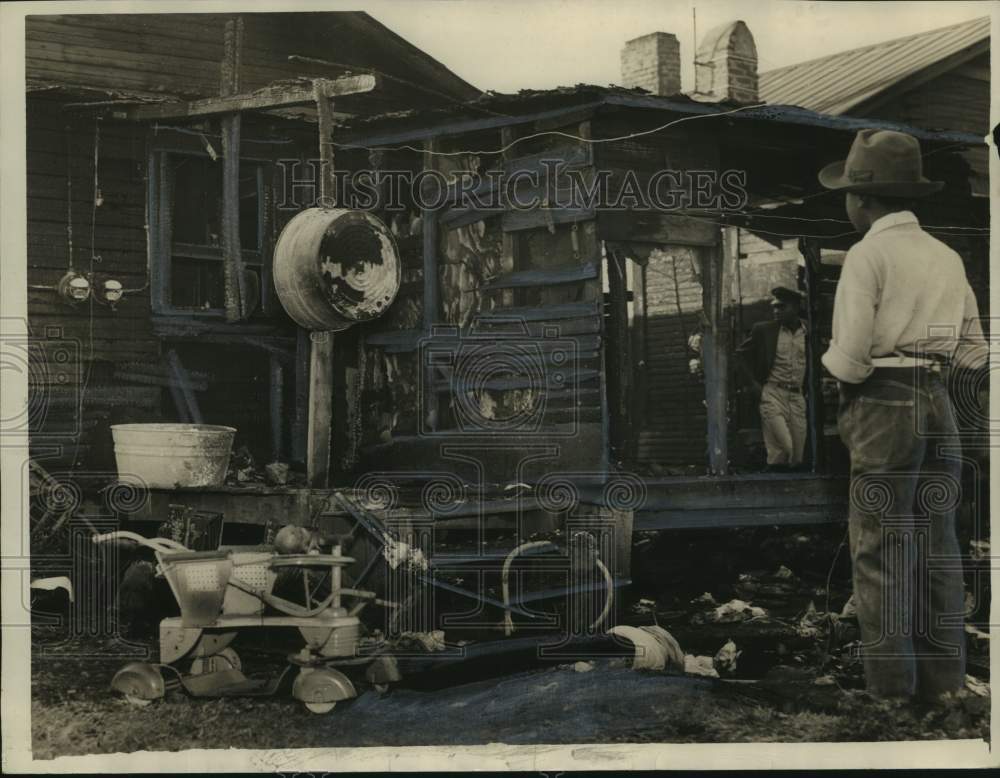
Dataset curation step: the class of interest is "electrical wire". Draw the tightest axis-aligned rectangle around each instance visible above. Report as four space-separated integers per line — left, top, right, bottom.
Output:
68 117 102 479
287 54 512 119
338 102 770 156
65 125 74 270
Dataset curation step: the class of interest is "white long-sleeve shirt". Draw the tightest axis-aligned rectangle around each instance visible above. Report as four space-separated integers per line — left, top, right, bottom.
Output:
821 211 987 384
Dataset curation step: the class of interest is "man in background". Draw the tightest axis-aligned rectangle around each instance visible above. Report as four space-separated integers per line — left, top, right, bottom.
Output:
737 286 808 470
819 128 987 703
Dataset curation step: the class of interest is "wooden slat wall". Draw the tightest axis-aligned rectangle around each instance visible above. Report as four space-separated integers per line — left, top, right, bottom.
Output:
27 93 161 469
869 54 989 196
353 128 609 476
26 13 471 112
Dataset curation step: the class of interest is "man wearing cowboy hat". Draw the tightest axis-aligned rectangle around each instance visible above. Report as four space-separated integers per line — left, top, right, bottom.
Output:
737 286 809 470
820 129 987 703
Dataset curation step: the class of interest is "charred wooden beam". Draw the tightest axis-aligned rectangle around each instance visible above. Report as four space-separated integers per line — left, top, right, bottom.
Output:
703 233 730 475
605 248 631 461
292 328 310 464
799 237 826 473
474 300 600 322
270 354 284 462
219 16 246 323
306 81 339 488
597 210 719 246
422 138 440 431
479 261 599 291
122 75 378 121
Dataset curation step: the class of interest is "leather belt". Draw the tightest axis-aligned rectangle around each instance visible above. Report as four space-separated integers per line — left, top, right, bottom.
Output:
871 355 933 368
767 381 801 393
872 351 951 369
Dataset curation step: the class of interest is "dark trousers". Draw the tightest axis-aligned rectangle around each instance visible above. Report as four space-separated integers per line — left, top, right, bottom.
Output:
838 370 966 699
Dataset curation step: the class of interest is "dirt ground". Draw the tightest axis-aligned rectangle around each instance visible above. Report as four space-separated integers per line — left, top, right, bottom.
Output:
29 632 989 760
25 525 990 758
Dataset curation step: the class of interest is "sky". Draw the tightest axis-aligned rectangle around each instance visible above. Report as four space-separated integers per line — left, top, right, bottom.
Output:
355 0 991 93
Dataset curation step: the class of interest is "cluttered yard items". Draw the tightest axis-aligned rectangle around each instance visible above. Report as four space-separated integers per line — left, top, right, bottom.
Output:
93 528 394 713
20 11 990 747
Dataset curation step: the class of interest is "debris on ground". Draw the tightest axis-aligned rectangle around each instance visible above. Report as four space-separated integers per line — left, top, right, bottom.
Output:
629 598 658 616
573 661 595 673
609 625 685 672
29 576 74 601
264 461 290 486
692 599 766 625
734 567 802 608
964 624 989 653
713 639 741 677
383 538 430 572
690 592 717 608
226 446 259 484
684 655 719 678
397 630 447 652
965 675 989 698
795 601 826 638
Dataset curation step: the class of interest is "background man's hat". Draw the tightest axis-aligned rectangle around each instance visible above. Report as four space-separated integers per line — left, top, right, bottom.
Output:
771 286 802 305
818 129 944 197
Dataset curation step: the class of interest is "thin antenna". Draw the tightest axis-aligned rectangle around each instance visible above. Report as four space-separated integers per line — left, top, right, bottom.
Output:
692 4 698 55
692 4 698 91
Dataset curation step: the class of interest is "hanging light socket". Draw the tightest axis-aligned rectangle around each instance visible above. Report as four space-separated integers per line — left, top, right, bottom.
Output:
57 270 91 303
103 278 124 306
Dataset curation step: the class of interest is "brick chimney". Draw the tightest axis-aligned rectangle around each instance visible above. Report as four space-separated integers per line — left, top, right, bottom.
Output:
621 32 682 96
694 21 758 103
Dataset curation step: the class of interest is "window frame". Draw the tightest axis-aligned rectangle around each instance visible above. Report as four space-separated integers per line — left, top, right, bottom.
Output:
149 147 273 318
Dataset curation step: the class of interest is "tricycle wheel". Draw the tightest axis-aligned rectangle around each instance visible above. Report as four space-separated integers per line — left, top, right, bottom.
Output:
124 694 153 708
304 701 336 714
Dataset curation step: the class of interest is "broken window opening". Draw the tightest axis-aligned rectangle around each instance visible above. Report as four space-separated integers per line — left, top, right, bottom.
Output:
151 150 270 316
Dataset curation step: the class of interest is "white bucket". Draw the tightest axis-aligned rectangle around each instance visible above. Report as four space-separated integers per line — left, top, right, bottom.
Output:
111 424 237 489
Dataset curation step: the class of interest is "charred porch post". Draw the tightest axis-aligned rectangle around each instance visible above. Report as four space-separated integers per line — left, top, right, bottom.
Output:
798 237 826 473
220 16 247 323
702 230 730 475
421 138 440 431
306 80 340 487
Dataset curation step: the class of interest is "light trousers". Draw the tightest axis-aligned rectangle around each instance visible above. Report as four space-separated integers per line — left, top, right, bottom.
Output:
759 382 807 466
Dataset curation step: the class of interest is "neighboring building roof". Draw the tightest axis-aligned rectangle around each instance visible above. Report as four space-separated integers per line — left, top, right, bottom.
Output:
759 16 990 114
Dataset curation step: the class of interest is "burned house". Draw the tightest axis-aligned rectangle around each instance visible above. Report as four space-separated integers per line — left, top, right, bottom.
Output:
26 11 478 473
25 13 989 645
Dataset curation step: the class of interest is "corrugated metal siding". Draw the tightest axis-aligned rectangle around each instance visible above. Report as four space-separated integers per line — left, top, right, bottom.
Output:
759 16 989 115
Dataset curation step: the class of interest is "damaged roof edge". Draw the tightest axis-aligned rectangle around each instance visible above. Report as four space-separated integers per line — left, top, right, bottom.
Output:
342 89 985 150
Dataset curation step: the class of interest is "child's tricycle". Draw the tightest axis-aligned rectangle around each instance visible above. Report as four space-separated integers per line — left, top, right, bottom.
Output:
93 530 400 713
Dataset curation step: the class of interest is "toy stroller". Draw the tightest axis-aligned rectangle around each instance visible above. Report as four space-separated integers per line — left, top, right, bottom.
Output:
93 530 400 713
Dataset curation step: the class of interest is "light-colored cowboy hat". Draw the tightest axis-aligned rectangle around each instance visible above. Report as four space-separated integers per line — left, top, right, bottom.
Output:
818 129 944 197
